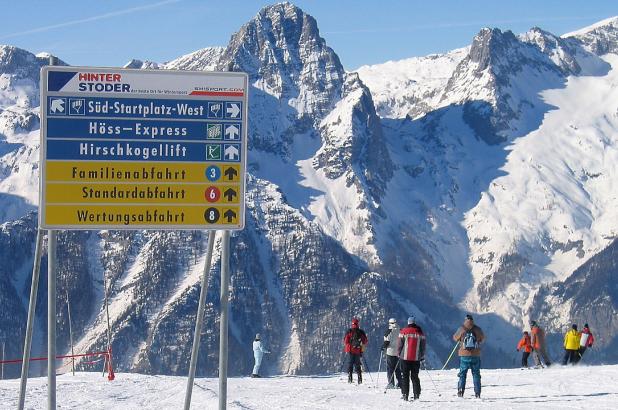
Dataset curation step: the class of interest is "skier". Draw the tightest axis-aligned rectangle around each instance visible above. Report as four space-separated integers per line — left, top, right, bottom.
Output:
381 318 402 389
530 320 552 368
397 317 426 401
343 317 368 384
562 324 581 365
516 331 533 368
252 333 270 378
453 314 485 398
578 323 595 360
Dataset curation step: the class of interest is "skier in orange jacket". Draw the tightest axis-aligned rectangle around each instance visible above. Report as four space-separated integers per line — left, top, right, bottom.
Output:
530 321 552 368
516 331 533 368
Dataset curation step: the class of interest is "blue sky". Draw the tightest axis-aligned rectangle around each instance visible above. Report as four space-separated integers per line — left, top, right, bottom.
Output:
0 0 615 69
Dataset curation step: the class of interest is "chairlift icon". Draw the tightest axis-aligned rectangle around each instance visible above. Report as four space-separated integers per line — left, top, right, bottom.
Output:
208 102 223 118
68 98 85 115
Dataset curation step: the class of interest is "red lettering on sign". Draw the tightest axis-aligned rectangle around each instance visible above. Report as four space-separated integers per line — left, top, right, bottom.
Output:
78 73 122 82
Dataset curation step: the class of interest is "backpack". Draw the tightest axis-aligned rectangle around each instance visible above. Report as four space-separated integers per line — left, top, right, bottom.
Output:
350 329 362 349
463 329 478 350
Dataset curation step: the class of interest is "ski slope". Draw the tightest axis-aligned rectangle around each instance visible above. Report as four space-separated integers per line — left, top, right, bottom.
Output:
2 365 617 409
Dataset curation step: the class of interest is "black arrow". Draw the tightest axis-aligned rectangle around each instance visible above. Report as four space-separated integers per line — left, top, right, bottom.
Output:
223 209 236 222
224 188 237 201
224 167 238 181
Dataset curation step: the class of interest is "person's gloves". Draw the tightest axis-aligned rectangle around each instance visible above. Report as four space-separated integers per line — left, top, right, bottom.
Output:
516 349 520 352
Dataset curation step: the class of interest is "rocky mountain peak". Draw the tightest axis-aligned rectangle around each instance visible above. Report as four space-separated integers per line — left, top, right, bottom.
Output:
217 2 345 117
520 27 581 75
0 45 51 82
468 28 521 72
441 26 576 144
164 47 224 71
564 16 618 56
123 59 161 70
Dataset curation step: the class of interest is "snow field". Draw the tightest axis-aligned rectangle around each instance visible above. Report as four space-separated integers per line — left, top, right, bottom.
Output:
2 365 618 409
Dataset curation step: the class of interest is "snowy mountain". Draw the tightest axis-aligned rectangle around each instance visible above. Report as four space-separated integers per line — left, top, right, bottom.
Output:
1 3 618 378
357 16 618 349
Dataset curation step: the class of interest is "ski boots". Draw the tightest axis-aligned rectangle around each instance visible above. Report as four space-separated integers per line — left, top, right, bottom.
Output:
457 389 464 397
348 373 353 384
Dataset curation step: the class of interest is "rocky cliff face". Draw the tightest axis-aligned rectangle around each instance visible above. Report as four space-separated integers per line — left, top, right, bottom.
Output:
530 238 618 361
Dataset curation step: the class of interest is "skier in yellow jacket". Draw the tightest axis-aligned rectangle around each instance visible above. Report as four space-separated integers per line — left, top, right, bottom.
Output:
562 324 581 365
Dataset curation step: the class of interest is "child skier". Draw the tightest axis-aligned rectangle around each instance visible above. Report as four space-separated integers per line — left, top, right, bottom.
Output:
516 331 532 368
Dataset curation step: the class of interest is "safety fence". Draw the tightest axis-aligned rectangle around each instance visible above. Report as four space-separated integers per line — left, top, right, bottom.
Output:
0 349 115 380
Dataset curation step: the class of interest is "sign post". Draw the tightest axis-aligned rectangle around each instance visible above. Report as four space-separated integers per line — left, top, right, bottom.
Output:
39 66 248 408
218 230 231 410
183 230 216 410
47 230 57 409
17 229 44 410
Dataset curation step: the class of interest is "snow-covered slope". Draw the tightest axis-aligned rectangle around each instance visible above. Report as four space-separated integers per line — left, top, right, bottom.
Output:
356 48 468 119
3 365 618 409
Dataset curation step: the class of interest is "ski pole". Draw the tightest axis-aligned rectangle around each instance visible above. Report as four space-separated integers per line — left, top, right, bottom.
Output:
422 360 442 397
361 355 374 383
383 358 401 394
440 342 459 370
376 350 383 389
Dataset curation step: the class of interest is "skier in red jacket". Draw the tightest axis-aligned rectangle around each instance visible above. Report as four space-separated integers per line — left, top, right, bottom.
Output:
578 323 595 361
343 318 368 384
397 317 426 401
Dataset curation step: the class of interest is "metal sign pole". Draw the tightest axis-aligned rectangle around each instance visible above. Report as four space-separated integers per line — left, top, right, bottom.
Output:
183 230 217 410
46 55 58 410
218 230 231 410
66 290 75 376
47 230 57 409
18 229 44 410
103 270 113 378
